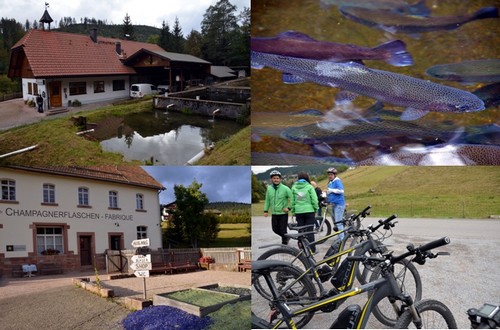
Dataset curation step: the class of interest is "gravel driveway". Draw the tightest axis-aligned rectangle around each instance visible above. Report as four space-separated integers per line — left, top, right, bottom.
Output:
252 216 500 329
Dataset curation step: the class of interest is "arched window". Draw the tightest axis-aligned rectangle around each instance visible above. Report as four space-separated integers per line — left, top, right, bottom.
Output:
109 191 119 209
1 179 16 201
78 187 90 206
136 193 144 210
43 183 56 204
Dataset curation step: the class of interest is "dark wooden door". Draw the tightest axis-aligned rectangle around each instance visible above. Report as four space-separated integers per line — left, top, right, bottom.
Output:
79 236 92 266
48 81 62 107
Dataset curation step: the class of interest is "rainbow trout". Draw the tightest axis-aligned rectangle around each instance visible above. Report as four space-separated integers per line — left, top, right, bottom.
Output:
426 59 500 83
339 6 499 34
252 30 413 66
280 118 454 144
251 51 485 120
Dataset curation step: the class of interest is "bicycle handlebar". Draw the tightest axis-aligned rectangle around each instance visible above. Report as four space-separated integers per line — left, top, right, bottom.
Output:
347 236 451 266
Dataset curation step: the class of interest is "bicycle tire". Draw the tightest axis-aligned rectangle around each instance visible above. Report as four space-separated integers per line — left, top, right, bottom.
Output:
393 299 457 329
370 259 423 326
252 264 317 328
314 216 332 242
258 246 309 272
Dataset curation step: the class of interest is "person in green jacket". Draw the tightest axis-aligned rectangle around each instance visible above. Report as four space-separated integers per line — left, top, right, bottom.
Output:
264 170 293 244
291 172 319 253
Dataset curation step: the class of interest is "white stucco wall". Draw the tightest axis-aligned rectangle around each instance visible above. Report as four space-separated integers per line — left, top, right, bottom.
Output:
0 168 162 258
22 75 131 107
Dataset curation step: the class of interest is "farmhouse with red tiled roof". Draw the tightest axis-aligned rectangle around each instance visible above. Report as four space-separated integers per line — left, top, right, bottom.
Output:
7 10 212 111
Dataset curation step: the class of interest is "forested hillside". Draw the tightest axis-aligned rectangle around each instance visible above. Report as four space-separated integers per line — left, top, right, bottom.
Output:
207 202 251 223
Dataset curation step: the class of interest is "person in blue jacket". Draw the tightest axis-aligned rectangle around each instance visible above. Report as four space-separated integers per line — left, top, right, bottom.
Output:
264 170 292 244
326 167 346 239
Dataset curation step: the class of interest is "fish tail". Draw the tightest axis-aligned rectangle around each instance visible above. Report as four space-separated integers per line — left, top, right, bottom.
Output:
474 6 499 20
373 40 414 67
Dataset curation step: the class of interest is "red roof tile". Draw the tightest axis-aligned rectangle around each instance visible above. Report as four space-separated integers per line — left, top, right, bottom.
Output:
11 29 165 77
7 165 165 190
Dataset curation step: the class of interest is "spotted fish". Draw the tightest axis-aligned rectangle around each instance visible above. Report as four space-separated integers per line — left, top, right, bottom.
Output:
280 118 454 144
426 59 500 83
252 30 413 66
319 0 430 15
339 6 499 34
251 51 485 120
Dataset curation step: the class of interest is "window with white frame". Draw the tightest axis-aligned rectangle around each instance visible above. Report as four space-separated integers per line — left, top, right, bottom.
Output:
136 193 144 210
1 179 16 201
109 191 119 209
78 187 89 206
137 226 147 239
36 227 64 255
43 183 56 203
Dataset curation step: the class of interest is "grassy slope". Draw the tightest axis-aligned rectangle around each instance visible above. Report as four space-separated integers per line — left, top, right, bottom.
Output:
253 167 500 218
195 126 250 165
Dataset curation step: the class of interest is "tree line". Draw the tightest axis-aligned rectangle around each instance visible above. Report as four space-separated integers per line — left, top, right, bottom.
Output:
0 0 249 94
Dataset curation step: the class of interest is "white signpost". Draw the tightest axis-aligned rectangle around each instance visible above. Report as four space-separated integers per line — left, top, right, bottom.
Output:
131 239 151 299
131 238 150 248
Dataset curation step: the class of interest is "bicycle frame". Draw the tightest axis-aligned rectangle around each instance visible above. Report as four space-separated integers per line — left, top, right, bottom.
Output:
259 261 410 329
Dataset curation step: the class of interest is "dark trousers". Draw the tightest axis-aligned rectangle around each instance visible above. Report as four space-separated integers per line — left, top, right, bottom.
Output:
37 103 43 113
296 212 316 252
271 213 289 244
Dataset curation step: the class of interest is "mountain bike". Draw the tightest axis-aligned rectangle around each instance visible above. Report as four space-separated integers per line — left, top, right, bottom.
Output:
313 202 366 241
257 205 371 273
254 214 422 326
252 237 456 329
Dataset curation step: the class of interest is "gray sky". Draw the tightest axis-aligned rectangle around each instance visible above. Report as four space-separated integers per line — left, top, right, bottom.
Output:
142 166 251 204
1 0 250 33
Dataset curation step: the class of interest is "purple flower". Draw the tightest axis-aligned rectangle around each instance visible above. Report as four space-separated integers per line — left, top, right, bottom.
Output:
123 305 213 330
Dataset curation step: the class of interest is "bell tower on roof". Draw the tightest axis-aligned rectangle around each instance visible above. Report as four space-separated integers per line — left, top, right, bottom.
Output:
39 2 53 31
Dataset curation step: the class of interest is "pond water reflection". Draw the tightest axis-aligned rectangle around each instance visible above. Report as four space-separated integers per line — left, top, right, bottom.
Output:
94 110 244 165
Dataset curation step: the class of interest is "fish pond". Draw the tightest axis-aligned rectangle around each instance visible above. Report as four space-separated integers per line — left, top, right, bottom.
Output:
90 110 245 165
251 0 500 165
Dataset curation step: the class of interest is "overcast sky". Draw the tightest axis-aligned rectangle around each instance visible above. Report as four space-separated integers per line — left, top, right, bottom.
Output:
142 166 251 204
1 0 250 33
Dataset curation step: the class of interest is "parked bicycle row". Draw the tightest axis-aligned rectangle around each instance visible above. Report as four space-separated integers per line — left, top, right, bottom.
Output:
251 205 488 329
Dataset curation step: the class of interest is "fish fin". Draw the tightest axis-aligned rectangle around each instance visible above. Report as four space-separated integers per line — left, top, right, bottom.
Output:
408 0 431 17
282 73 307 84
365 101 385 114
474 6 499 20
277 30 318 41
401 108 429 121
372 40 414 67
335 91 359 104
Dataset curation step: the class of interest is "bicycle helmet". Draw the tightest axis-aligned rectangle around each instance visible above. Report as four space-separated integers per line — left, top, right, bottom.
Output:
326 167 337 174
269 170 282 178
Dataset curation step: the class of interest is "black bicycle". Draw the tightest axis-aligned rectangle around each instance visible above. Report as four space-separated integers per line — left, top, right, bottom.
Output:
252 237 456 329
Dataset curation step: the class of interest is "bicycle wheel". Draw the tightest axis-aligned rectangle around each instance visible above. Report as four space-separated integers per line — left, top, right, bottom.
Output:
370 259 423 326
258 246 309 272
393 299 457 329
252 264 317 328
315 216 332 241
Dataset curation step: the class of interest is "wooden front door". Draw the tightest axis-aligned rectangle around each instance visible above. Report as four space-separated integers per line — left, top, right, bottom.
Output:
79 235 92 266
48 81 62 107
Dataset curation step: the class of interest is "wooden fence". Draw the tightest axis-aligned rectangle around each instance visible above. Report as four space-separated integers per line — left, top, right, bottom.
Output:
105 247 251 274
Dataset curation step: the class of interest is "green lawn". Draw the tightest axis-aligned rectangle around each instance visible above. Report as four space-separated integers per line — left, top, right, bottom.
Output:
253 166 500 219
209 223 251 247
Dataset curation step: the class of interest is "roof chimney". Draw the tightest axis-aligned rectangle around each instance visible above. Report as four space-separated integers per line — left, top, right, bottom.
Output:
115 42 122 55
90 28 98 43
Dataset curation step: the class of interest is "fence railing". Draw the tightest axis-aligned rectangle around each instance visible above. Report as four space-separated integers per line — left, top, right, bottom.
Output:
105 247 251 274
0 93 22 102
